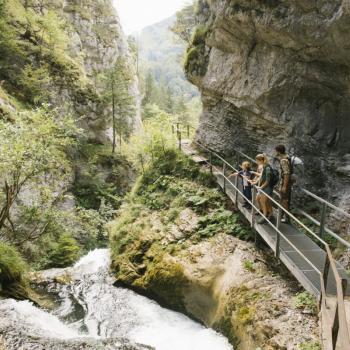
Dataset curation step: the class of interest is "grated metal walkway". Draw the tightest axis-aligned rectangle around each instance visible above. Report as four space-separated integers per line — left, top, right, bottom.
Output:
181 139 350 297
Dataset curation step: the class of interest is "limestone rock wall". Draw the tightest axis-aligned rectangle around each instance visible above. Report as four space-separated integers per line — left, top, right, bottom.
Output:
186 0 350 202
35 0 141 142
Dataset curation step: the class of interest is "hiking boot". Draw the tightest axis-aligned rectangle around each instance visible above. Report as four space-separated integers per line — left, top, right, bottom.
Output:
281 217 290 224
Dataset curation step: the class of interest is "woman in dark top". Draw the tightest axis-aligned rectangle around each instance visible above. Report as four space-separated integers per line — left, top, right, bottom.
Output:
253 154 273 224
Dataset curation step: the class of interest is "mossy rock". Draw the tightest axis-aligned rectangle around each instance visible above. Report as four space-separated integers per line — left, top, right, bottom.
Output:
135 256 188 312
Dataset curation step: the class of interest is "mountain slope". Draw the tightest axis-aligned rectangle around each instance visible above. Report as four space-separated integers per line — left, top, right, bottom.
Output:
138 16 198 99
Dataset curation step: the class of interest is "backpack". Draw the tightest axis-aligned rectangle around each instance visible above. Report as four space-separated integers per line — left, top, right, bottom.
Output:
288 155 304 184
267 165 279 188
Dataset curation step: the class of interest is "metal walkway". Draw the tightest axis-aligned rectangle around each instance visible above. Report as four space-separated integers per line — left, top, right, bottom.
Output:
173 128 350 350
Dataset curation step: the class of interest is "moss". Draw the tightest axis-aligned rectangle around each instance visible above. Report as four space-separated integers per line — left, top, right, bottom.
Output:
0 242 31 300
135 256 188 311
191 24 208 46
0 242 27 286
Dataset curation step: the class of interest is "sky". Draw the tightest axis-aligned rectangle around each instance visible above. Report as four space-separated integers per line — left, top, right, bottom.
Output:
114 0 189 34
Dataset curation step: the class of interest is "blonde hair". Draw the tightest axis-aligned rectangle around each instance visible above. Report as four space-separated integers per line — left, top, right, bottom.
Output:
241 161 251 170
255 153 269 165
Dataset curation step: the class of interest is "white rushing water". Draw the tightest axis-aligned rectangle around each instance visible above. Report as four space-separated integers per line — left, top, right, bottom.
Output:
0 249 233 350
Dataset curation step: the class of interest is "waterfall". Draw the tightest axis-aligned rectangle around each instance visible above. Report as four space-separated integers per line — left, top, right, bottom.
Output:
0 249 232 350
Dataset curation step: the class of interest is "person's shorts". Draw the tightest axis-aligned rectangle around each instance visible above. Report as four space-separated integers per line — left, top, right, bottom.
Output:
262 187 273 196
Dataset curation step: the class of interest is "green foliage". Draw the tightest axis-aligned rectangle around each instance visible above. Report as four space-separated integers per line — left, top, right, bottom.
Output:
293 291 318 315
298 341 321 350
47 233 80 268
0 0 92 106
0 106 79 243
243 260 255 272
0 242 27 285
197 209 253 240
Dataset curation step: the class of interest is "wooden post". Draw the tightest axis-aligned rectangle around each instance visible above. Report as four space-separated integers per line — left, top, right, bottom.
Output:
332 303 339 350
187 125 190 138
177 131 182 150
323 254 330 292
319 202 327 239
172 125 175 134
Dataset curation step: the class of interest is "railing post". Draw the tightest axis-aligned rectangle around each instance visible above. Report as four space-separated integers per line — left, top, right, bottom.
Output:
332 303 339 350
234 174 239 204
323 253 330 293
187 125 190 138
319 202 327 239
223 162 226 193
251 186 256 227
209 152 213 174
275 206 283 259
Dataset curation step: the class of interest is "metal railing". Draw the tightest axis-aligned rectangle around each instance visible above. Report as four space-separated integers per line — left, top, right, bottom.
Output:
173 122 350 350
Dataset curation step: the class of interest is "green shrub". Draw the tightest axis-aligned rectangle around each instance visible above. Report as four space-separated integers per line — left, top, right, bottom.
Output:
293 291 318 315
0 242 27 285
48 234 80 268
298 341 321 350
243 260 255 272
191 24 208 46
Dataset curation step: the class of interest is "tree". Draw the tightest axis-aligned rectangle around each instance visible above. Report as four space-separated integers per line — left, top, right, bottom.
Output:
48 233 80 268
104 58 136 154
175 96 190 124
0 106 79 241
164 87 174 114
143 71 156 106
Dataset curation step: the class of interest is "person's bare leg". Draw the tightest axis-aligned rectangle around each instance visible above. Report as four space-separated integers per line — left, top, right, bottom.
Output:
260 195 268 217
256 194 262 213
267 199 273 217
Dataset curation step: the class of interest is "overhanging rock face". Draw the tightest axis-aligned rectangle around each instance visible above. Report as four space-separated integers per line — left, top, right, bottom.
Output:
186 0 350 200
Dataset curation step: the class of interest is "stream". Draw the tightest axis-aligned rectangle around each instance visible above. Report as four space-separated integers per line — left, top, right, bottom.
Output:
0 249 233 350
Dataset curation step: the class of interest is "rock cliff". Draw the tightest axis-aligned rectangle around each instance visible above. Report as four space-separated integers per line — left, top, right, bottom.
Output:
1 0 141 142
58 0 142 140
0 0 139 272
185 0 350 203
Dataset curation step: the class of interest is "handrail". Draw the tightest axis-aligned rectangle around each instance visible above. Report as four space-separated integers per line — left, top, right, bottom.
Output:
173 123 350 247
174 123 350 350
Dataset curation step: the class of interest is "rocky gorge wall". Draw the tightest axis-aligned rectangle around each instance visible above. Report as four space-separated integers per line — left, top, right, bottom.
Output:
0 0 139 275
186 0 350 205
44 0 142 141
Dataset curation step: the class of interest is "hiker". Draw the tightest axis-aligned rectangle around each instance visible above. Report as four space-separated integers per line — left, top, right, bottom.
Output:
230 161 253 208
274 144 292 223
251 154 274 224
